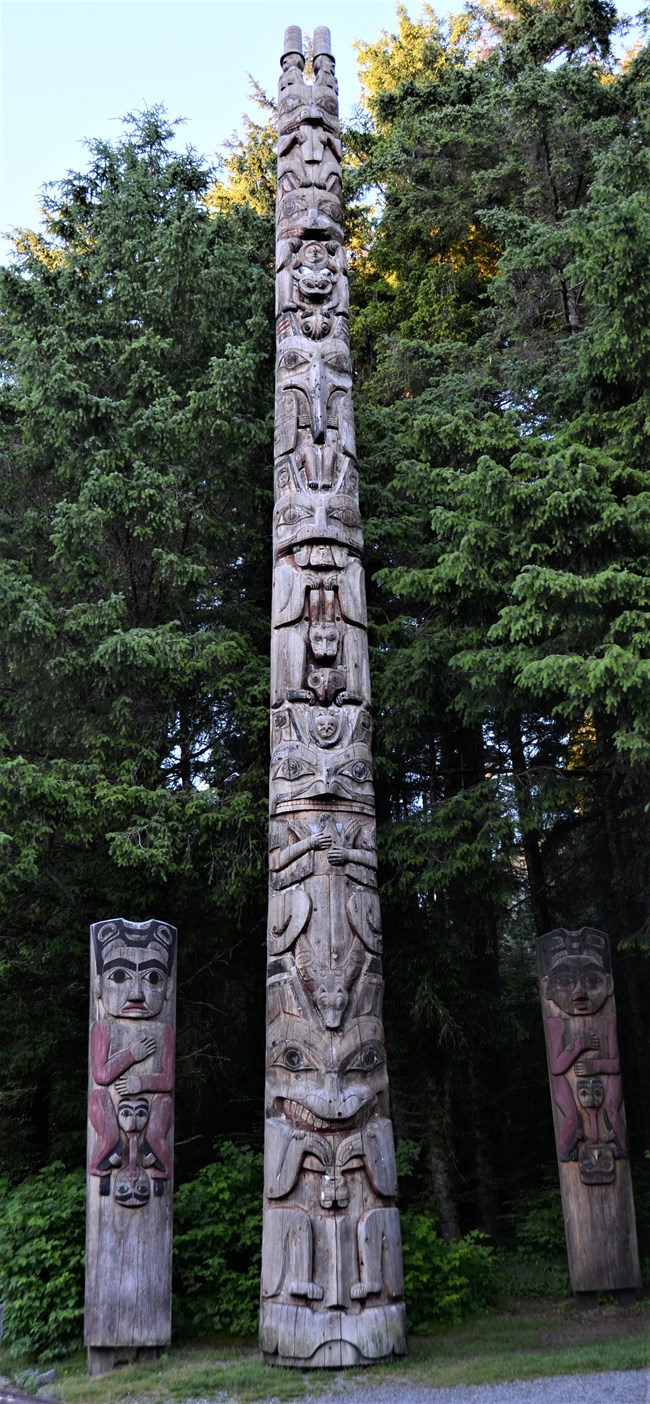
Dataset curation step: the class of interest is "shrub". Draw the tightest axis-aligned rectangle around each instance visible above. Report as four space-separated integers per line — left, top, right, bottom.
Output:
172 1140 263 1338
400 1211 494 1331
0 1164 85 1359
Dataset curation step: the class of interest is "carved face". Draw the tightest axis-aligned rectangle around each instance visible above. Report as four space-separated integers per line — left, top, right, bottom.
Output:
273 492 363 554
117 1096 150 1135
96 939 173 1018
577 1078 605 1111
270 740 374 812
267 1012 388 1127
545 957 612 1016
114 1167 150 1208
276 337 351 446
310 709 342 746
309 622 339 663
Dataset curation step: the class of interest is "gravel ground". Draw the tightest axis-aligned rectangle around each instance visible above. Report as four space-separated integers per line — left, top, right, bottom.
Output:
292 1372 650 1404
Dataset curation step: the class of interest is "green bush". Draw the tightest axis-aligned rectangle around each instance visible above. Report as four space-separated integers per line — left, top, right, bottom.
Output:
172 1140 263 1338
0 1164 85 1359
507 1178 566 1259
400 1212 494 1331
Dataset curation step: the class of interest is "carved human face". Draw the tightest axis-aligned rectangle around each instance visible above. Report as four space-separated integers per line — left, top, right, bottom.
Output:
545 957 612 1016
311 710 342 746
267 1012 388 1126
117 1096 150 1135
577 1079 604 1111
97 939 172 1018
270 741 374 812
114 1167 150 1208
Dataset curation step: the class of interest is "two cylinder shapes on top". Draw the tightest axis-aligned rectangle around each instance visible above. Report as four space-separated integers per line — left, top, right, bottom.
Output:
260 23 407 1369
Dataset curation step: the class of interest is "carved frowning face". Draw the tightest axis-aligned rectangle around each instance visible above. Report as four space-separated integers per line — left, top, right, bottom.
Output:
96 939 173 1018
277 187 344 242
544 957 612 1016
267 1012 388 1126
270 741 374 812
273 492 363 554
117 1096 150 1135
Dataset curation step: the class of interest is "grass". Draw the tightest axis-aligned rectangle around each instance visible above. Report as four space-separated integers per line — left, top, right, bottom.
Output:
2 1298 648 1404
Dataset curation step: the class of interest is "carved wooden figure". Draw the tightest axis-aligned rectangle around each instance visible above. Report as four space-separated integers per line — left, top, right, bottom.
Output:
85 918 177 1374
537 927 640 1299
261 25 406 1369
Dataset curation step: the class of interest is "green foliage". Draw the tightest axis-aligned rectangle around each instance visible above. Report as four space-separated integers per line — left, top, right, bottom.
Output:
400 1212 494 1330
172 1141 263 1338
0 1164 85 1358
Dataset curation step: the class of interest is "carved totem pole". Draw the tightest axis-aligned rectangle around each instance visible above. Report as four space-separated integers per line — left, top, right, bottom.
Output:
85 918 177 1374
259 26 407 1369
537 927 640 1298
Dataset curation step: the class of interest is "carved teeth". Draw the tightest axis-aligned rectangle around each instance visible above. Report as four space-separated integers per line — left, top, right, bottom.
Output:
284 1098 329 1130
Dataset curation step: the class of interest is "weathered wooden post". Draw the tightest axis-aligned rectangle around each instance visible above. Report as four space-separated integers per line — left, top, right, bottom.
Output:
85 917 177 1374
537 926 641 1302
259 24 407 1368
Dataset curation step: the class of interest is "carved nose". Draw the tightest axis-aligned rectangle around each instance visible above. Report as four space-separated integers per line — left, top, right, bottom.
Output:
309 360 327 443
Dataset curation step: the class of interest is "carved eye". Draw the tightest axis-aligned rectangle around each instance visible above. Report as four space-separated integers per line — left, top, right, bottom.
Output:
348 1044 384 1073
144 970 162 986
275 1046 313 1071
328 503 362 527
338 760 372 784
279 757 314 781
275 502 314 527
323 349 351 375
109 968 129 984
278 349 311 373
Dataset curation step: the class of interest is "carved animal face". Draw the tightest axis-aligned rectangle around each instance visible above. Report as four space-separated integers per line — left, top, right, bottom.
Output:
267 1012 388 1127
273 492 362 554
96 939 173 1018
276 185 344 244
544 957 612 1016
276 337 352 446
270 740 373 812
308 622 339 663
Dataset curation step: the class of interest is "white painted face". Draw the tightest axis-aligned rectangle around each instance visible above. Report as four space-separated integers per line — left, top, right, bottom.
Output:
97 940 172 1018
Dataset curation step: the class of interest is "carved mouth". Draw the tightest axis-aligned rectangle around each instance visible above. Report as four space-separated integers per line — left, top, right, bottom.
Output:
283 1098 330 1130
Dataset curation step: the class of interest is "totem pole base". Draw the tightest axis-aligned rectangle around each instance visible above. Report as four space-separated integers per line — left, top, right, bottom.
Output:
87 1345 162 1376
260 1302 407 1369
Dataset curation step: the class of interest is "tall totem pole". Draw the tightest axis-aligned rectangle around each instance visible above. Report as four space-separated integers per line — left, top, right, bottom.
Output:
260 25 407 1369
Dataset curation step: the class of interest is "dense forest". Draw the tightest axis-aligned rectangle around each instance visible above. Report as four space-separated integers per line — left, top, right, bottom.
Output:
1 0 649 1351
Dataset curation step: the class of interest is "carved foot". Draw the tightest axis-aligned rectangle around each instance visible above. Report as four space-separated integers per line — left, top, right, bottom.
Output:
99 1174 111 1196
153 1179 164 1197
142 1139 165 1171
289 1279 324 1300
350 1280 382 1300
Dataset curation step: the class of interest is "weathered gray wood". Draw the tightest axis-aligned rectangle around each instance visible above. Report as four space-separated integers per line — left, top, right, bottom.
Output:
537 926 640 1295
85 918 176 1373
261 25 406 1368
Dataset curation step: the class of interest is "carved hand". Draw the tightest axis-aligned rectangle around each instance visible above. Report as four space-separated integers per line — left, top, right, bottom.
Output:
327 844 347 865
312 833 332 850
131 1036 157 1062
114 1074 141 1095
581 1032 600 1050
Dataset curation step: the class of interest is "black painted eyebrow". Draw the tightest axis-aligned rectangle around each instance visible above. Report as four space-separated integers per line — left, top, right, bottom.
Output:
103 958 167 973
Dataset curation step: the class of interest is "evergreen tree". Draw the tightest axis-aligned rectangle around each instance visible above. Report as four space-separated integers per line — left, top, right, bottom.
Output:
0 110 275 1180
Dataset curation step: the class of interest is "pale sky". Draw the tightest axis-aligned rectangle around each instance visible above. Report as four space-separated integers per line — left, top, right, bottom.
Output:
1 0 644 265
0 0 408 262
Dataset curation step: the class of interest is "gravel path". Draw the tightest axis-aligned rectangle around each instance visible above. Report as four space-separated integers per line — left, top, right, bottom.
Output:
296 1371 650 1404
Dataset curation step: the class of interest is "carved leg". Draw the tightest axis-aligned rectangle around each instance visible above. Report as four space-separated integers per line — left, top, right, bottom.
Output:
351 1208 404 1301
88 1089 122 1174
552 1075 581 1160
142 1093 173 1178
262 1205 324 1301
